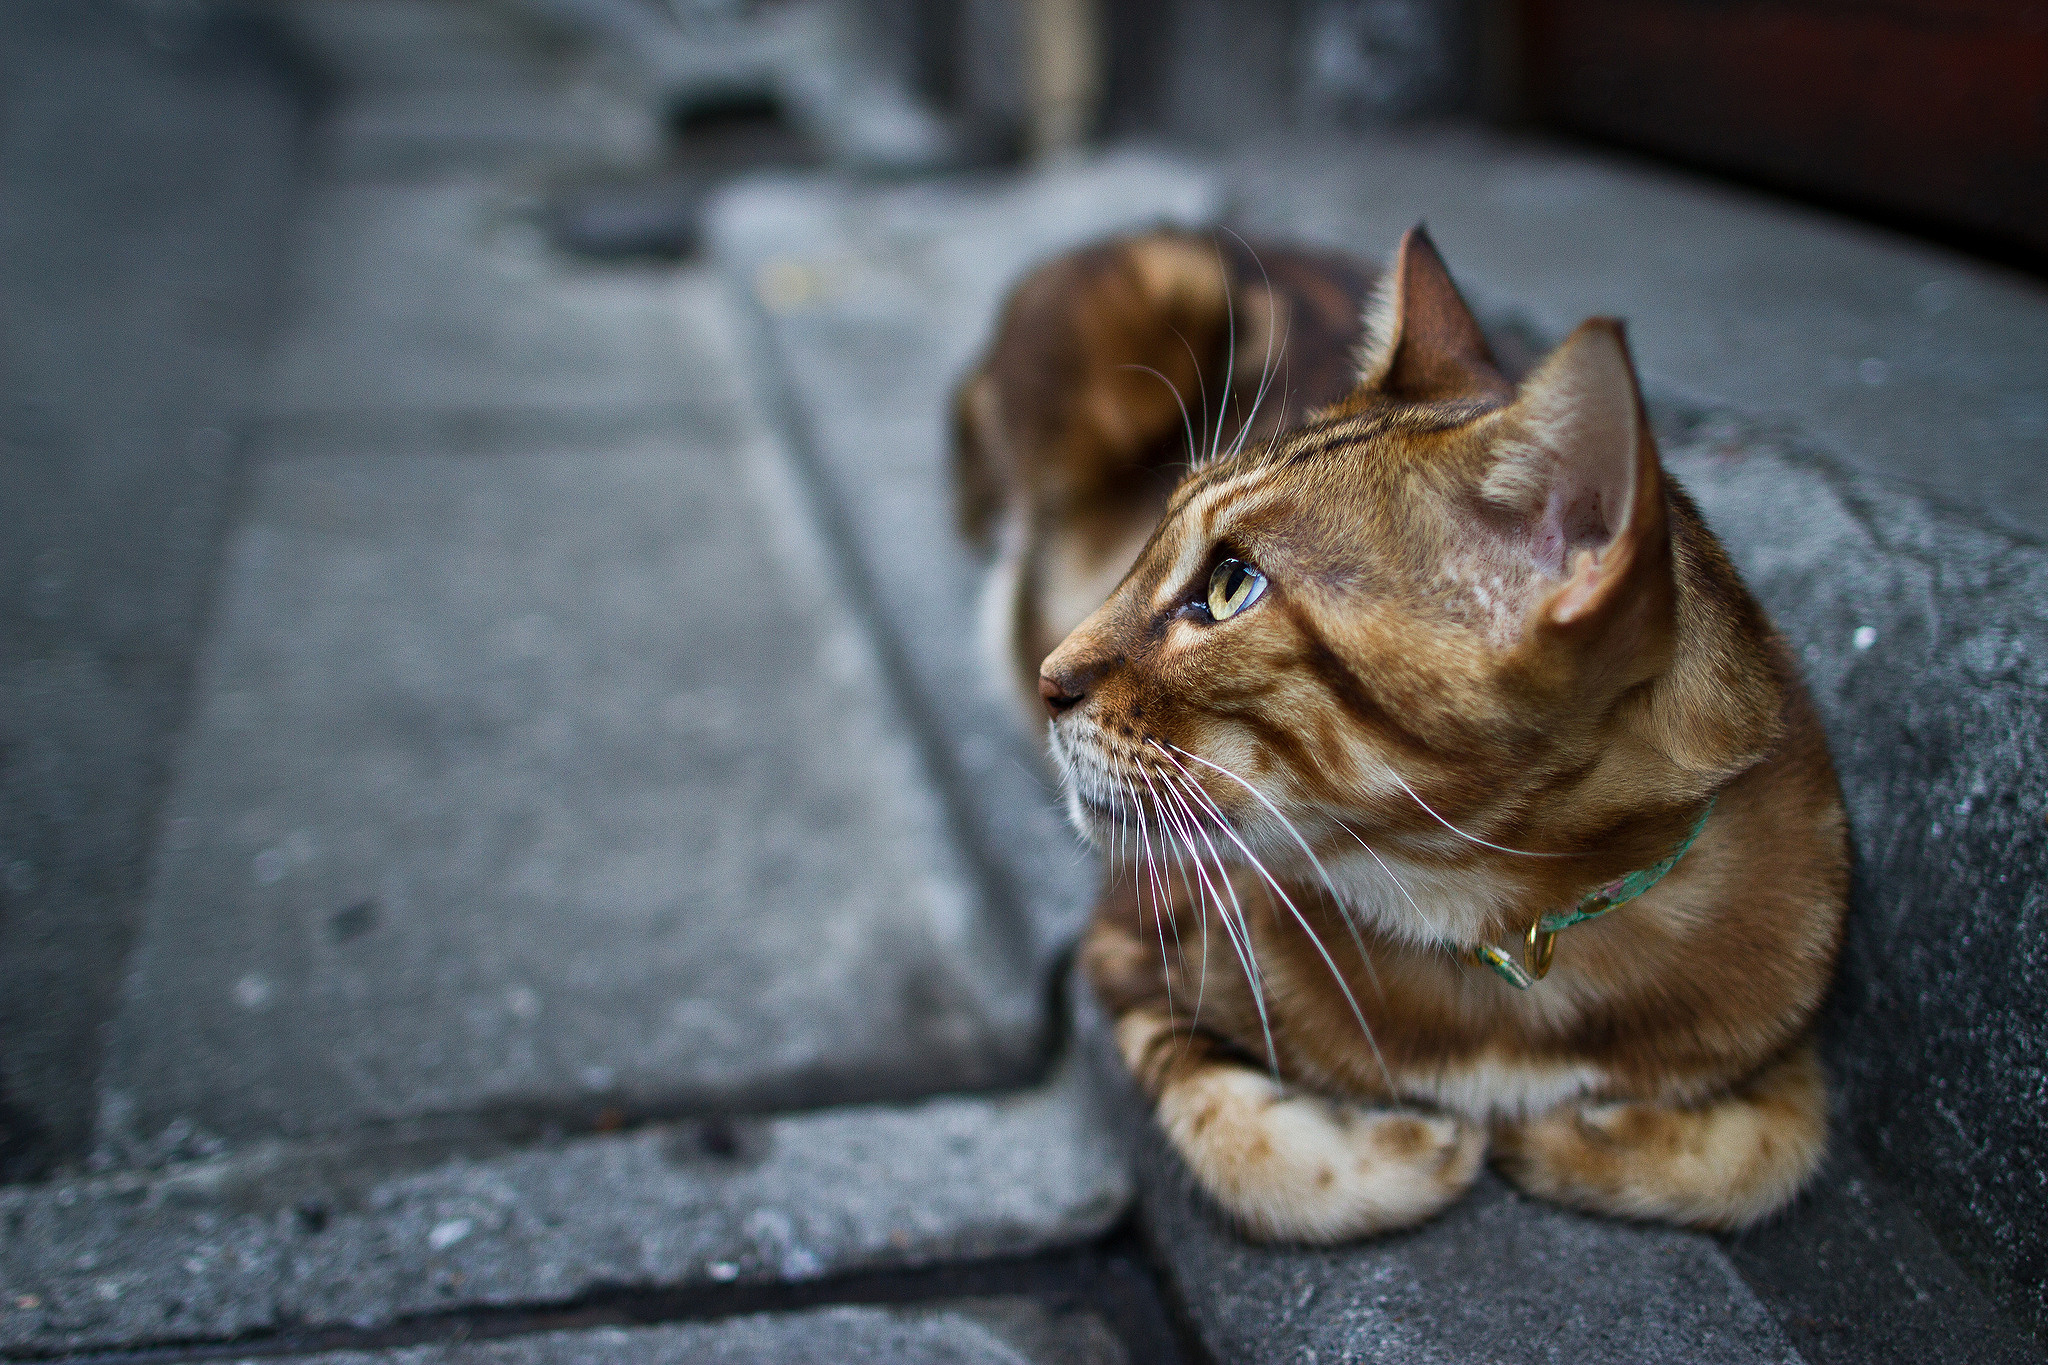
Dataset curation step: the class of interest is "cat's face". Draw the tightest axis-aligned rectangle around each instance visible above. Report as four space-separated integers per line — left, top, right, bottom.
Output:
1039 232 1742 903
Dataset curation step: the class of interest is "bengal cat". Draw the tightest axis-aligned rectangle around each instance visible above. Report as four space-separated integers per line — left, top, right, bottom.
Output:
953 226 1847 1238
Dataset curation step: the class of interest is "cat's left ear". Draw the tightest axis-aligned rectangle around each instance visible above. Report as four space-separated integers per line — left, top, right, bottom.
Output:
1355 226 1512 405
1481 318 1668 630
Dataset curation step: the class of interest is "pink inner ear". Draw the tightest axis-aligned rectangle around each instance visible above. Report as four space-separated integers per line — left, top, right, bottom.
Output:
1532 472 1614 578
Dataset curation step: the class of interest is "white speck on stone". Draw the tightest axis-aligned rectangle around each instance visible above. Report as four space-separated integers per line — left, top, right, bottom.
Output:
428 1218 473 1250
505 985 540 1020
252 848 287 884
780 1248 822 1279
95 1280 121 1301
1853 625 1878 651
707 1261 740 1282
233 974 272 1010
1930 822 1945 838
579 1064 615 1091
1858 358 1889 386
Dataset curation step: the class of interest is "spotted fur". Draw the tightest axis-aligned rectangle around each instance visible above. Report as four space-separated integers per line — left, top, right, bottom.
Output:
955 227 1847 1238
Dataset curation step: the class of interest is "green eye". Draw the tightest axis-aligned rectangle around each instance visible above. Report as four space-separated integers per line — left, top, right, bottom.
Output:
1206 558 1267 620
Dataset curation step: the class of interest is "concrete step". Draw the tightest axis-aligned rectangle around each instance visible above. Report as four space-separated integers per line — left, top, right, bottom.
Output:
200 1302 1131 1365
705 147 2048 1363
0 1058 1123 1354
702 153 1223 994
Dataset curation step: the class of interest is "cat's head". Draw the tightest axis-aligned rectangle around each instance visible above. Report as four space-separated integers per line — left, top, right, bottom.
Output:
1040 228 1784 935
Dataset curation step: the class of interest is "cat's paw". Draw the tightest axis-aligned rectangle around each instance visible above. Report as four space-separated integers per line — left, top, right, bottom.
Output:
1493 1045 1828 1230
1155 1062 1485 1243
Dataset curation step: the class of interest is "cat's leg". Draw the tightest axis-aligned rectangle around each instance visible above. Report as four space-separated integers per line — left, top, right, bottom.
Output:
1114 1006 1486 1241
1491 1041 1828 1230
1085 911 1484 1242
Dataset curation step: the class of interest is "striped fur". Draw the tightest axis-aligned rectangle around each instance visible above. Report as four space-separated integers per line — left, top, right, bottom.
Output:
955 227 1846 1238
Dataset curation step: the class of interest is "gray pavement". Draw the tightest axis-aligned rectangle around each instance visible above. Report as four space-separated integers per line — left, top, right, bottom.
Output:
704 155 1223 1001
1 1058 1123 1353
0 0 307 1179
2 2 2044 1363
213 1302 1127 1365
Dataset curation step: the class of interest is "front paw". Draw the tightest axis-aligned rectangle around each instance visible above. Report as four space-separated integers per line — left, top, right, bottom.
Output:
1158 1064 1485 1243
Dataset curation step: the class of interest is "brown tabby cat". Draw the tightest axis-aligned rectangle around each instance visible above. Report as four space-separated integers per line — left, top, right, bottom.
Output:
953 226 1847 1238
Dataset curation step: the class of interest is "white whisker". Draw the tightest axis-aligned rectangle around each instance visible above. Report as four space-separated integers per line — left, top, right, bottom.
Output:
1389 769 1566 858
1170 742 1385 1000
1157 766 1276 1071
1154 745 1391 1091
1139 761 1211 1031
1119 363 1202 477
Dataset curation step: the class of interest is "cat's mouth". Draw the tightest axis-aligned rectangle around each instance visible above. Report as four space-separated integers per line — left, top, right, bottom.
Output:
1048 723 1143 838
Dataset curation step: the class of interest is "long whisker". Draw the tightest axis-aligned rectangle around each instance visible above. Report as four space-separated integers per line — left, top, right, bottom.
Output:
1139 761 1210 1031
1389 769 1567 858
1153 746 1391 1091
1166 324 1212 468
1169 743 1384 999
1122 773 1177 1022
1208 241 1237 467
1218 229 1288 464
1118 363 1202 476
1156 766 1276 1071
1335 821 1432 938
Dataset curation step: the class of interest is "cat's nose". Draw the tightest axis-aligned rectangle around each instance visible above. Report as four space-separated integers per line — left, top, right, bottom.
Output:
1039 672 1085 717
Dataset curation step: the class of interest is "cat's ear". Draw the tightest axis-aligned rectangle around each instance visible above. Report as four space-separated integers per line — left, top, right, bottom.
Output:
1481 319 1667 629
1356 226 1511 405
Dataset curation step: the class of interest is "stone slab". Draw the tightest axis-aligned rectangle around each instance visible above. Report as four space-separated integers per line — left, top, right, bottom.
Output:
716 154 2048 1349
1074 979 1804 1365
0 1057 1128 1354
1225 129 2048 541
703 152 1222 985
207 1301 1127 1365
95 273 1037 1150
1722 1145 2047 1365
262 181 711 421
1660 415 2048 1340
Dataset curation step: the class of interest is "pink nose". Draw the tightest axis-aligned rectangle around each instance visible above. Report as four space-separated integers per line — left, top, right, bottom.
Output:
1039 672 1083 717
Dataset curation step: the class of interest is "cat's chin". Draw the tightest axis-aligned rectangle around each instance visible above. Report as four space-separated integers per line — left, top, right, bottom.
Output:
1063 785 1123 847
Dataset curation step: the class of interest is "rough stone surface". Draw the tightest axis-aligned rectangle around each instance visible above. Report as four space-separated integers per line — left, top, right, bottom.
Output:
0 1058 1127 1354
1226 129 2048 541
1662 416 2048 1341
212 1301 1127 1365
262 180 713 426
703 153 1221 986
1723 1145 2047 1365
96 274 1033 1148
0 0 306 1177
708 151 2048 1357
1071 978 1806 1365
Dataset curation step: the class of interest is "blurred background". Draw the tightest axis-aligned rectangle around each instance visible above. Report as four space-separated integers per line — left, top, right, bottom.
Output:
1 3 2044 1364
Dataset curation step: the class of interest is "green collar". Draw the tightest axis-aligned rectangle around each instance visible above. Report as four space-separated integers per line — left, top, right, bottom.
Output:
1463 799 1716 989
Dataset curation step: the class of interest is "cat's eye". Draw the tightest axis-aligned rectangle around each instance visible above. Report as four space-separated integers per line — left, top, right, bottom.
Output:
1205 558 1267 621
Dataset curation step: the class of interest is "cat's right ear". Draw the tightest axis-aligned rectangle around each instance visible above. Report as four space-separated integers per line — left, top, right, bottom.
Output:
1480 318 1671 633
1354 226 1511 405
